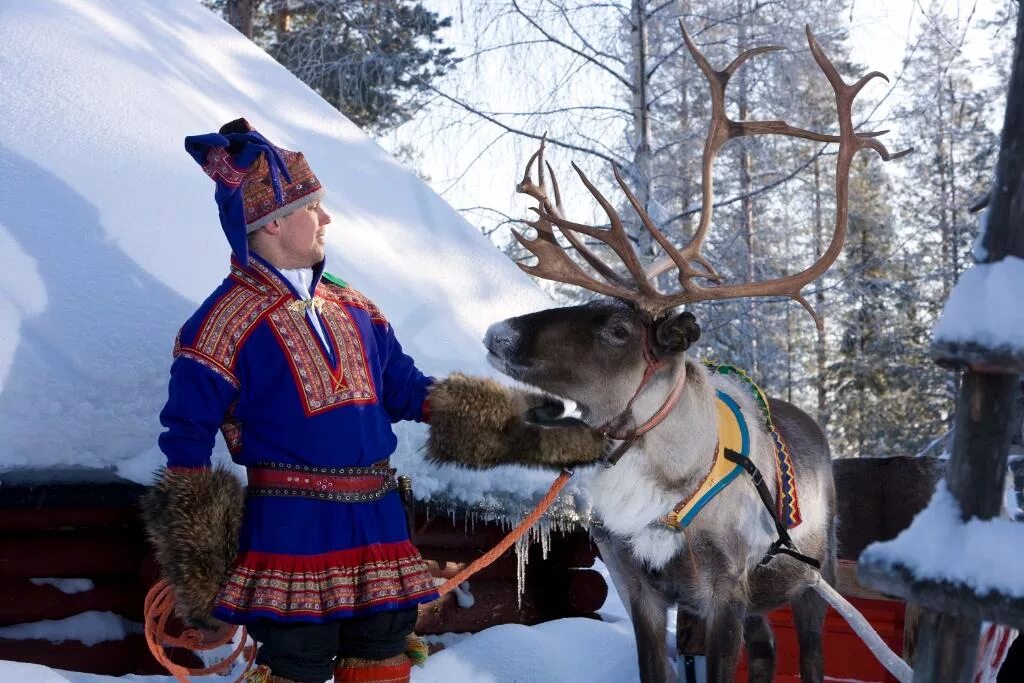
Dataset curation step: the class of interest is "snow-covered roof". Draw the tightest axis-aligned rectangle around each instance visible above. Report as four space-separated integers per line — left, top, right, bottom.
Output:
0 0 569 510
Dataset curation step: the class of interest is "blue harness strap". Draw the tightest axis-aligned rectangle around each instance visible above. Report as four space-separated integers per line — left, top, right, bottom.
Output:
704 362 803 528
659 390 749 530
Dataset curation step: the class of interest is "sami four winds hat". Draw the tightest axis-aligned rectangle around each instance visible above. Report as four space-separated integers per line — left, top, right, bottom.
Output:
184 118 325 265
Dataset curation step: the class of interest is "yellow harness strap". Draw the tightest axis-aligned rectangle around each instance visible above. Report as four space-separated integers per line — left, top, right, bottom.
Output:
659 391 749 530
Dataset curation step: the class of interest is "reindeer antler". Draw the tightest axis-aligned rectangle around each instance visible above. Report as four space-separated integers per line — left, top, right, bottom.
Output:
512 26 911 329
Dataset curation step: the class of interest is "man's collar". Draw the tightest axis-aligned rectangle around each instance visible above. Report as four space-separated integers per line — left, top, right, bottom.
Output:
231 252 328 296
231 249 327 294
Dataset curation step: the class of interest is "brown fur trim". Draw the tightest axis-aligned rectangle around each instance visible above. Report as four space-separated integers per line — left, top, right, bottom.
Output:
140 467 244 627
426 373 607 470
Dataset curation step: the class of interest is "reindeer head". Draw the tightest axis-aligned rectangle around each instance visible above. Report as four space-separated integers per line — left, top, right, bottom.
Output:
485 301 701 420
485 25 907 426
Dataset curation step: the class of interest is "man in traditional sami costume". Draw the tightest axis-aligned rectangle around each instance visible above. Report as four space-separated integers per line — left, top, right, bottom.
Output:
141 118 607 683
144 119 440 683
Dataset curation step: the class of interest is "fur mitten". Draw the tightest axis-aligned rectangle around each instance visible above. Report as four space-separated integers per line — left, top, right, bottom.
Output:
426 373 607 469
140 467 244 627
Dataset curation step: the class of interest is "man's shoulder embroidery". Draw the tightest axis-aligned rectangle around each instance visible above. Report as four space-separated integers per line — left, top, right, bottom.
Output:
175 279 286 386
320 281 387 325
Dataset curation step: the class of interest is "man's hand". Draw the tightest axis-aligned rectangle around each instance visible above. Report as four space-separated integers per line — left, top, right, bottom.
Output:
426 373 606 469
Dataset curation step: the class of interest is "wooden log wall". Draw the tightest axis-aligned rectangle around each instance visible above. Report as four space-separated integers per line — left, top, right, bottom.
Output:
0 481 169 675
0 482 608 675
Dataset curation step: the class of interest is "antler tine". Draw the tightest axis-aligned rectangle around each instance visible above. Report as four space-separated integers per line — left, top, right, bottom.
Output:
804 26 913 161
535 162 659 298
545 160 563 211
612 165 721 290
723 44 785 78
513 143 642 299
541 157 637 288
650 25 908 327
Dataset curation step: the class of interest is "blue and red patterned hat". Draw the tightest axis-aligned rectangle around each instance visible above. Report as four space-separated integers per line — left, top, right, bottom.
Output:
184 118 325 265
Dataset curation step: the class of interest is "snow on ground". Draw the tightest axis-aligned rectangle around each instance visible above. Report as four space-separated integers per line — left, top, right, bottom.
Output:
933 256 1024 352
0 561 656 683
861 482 1024 598
0 0 584 509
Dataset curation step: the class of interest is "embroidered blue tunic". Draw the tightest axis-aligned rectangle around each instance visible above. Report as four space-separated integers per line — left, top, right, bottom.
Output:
158 253 439 624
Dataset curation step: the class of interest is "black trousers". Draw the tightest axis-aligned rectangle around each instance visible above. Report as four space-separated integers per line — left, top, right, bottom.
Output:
246 608 418 683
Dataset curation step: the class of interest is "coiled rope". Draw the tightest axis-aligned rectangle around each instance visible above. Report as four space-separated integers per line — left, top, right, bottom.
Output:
143 578 255 683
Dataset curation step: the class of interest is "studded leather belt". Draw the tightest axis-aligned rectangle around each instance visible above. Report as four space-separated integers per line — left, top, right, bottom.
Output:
246 461 397 502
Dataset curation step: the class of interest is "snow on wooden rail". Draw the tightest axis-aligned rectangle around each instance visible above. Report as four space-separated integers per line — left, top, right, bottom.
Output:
859 483 1024 630
932 256 1024 373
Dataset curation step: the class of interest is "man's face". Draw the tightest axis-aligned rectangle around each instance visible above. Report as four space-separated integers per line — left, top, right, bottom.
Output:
276 200 332 267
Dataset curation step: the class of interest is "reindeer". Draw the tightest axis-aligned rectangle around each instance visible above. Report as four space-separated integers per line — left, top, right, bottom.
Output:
482 26 909 683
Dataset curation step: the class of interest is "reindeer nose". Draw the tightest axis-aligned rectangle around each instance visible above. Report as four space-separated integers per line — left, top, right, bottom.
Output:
484 320 518 358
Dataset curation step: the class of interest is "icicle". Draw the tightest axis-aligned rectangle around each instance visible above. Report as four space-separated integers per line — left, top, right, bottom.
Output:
514 533 530 609
539 521 552 561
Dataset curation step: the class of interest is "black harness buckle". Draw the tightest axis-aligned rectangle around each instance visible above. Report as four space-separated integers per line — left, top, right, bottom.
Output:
722 448 820 571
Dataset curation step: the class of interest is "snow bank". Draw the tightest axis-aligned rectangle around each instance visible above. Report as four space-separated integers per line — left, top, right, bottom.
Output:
0 611 142 647
29 578 96 595
861 482 1024 598
933 256 1024 352
0 0 571 508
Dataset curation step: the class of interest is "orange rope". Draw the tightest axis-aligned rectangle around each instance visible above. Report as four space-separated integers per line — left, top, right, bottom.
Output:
143 579 256 683
143 469 573 680
436 469 573 596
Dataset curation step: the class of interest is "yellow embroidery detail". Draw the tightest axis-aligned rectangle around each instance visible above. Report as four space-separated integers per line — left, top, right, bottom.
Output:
287 297 326 315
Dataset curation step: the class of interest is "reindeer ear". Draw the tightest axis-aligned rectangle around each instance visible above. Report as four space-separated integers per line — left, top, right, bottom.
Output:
654 312 701 354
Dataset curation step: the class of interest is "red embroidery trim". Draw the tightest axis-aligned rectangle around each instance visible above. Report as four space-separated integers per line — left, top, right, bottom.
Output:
215 542 438 618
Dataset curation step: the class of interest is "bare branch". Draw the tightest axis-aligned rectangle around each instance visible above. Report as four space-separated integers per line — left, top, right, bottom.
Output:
510 0 633 89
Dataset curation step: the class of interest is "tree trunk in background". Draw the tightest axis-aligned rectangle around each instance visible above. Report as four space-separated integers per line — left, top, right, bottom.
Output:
947 76 961 283
813 157 828 428
225 0 257 39
935 51 954 300
272 0 292 41
630 0 655 264
737 0 759 377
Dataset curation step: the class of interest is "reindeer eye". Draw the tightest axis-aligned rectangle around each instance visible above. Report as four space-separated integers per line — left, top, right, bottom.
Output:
610 323 631 340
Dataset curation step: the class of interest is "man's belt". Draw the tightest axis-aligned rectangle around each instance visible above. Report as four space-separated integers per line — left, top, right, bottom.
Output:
246 461 397 502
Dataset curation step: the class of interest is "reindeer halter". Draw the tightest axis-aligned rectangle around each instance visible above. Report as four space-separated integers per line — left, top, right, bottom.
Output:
597 328 689 466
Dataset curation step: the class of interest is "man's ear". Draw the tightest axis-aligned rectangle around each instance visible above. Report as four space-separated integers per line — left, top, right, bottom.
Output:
654 311 701 354
261 220 282 236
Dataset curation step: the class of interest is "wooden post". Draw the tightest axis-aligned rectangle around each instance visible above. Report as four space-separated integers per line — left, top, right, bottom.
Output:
910 8 1024 682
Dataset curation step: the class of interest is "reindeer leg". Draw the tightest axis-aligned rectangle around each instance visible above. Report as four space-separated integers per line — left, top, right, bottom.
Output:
593 534 672 682
743 613 775 683
705 598 746 683
627 581 671 683
791 586 827 683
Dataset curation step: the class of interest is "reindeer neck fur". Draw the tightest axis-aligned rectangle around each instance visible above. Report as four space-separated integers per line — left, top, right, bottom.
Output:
586 360 779 570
